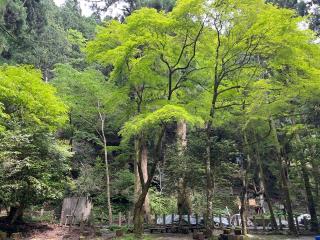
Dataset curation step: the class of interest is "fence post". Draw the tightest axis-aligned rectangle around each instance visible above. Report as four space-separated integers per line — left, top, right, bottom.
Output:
155 214 158 225
219 214 222 228
236 215 240 226
163 214 166 227
303 216 308 230
279 215 283 230
295 216 300 233
196 214 198 227
118 212 122 226
262 215 265 231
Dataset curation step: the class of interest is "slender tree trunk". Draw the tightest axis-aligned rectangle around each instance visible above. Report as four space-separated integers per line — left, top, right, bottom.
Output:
301 161 319 232
239 168 248 235
98 105 113 225
240 134 251 235
270 118 296 234
205 122 214 229
103 130 113 225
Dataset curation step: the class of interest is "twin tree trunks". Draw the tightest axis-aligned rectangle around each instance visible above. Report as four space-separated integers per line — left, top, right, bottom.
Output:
133 121 191 236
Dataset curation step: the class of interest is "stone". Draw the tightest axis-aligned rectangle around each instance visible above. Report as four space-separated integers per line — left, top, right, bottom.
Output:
11 232 22 240
0 231 7 240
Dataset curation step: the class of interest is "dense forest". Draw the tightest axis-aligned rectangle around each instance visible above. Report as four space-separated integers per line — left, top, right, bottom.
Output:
0 0 320 239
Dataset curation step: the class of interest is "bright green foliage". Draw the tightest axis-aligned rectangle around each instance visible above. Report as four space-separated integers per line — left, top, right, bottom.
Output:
0 65 70 218
0 65 67 130
119 104 203 141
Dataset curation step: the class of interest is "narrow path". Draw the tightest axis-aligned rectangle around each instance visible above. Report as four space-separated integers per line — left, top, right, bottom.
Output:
151 233 192 240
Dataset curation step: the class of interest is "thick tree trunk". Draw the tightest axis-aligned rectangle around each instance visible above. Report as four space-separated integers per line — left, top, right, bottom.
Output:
301 161 319 232
255 141 278 231
270 118 296 234
310 158 320 205
292 120 319 232
176 121 192 216
239 175 248 235
7 206 24 224
133 128 165 237
134 139 151 223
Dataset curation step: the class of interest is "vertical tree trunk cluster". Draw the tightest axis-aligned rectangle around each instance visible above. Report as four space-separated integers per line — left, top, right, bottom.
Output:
176 121 192 216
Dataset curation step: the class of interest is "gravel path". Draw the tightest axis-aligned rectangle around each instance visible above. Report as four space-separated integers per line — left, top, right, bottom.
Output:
151 233 317 240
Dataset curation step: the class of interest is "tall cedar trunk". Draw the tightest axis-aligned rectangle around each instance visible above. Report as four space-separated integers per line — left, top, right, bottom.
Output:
176 121 192 216
205 122 214 229
301 161 319 232
292 119 319 232
255 137 278 231
239 170 248 235
240 134 251 235
98 105 113 225
133 128 165 237
270 118 296 234
310 158 320 205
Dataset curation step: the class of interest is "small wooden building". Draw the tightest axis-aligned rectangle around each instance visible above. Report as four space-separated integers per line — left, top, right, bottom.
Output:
60 197 92 225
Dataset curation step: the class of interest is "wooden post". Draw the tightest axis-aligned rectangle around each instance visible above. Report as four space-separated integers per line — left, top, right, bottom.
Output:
155 214 158 225
295 216 300 233
279 215 283 230
228 216 231 227
195 214 198 226
262 215 265 231
60 210 64 226
171 214 174 225
303 216 308 230
212 213 214 227
163 214 166 227
253 216 257 230
219 214 222 228
80 213 84 234
118 212 122 226
236 215 240 226
188 214 191 226
127 211 131 226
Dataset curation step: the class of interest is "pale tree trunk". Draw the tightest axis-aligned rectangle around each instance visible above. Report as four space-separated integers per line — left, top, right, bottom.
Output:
270 118 296 234
98 103 112 225
176 121 192 216
141 142 151 223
